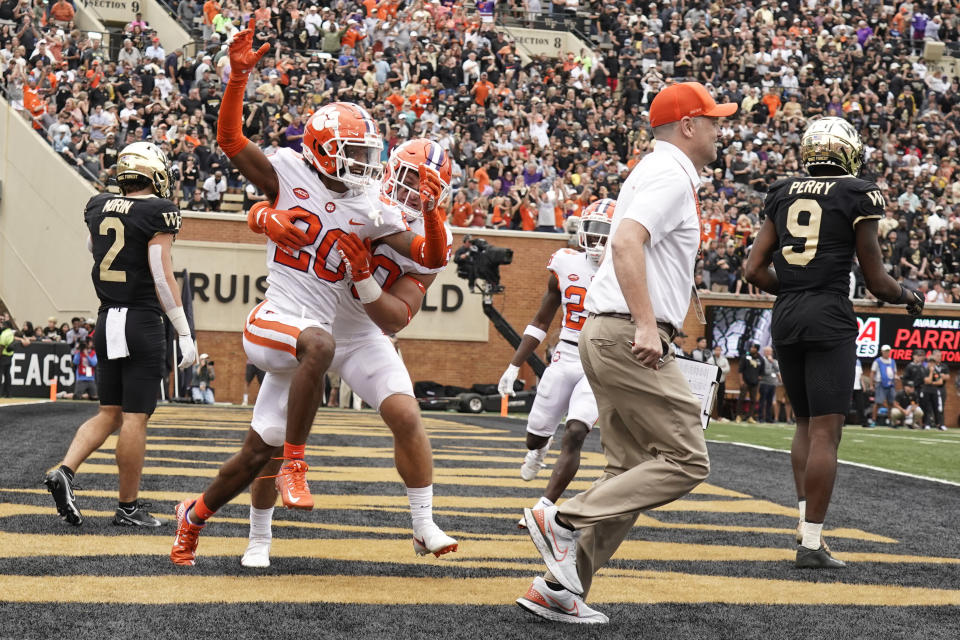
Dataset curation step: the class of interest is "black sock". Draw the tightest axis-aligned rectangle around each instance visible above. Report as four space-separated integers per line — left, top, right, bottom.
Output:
59 465 75 481
119 500 138 512
544 580 565 592
554 514 575 531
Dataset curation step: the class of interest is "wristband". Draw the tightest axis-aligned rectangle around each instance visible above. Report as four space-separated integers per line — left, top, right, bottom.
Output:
355 276 383 304
523 325 547 342
167 305 191 337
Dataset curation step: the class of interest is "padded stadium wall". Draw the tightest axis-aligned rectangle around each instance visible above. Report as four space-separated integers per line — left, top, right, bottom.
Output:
0 96 99 326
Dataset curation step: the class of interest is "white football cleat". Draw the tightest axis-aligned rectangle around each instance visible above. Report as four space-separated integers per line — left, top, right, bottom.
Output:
524 505 583 595
520 436 553 481
516 577 608 624
413 522 458 557
240 537 272 568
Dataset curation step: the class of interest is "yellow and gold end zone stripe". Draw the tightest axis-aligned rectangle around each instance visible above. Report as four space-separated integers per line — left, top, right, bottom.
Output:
4 405 959 606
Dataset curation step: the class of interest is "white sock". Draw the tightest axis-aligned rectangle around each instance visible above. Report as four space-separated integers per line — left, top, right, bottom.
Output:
801 521 823 550
798 500 806 522
535 496 554 509
407 485 433 529
242 393 249 405
249 506 274 541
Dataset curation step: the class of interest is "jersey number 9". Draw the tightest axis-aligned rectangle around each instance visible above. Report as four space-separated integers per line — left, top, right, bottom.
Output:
783 198 823 267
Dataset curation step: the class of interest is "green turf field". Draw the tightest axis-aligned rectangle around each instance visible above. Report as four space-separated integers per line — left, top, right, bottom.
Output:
705 421 960 484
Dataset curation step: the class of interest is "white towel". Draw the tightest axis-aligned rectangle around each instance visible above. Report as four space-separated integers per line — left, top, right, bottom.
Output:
105 307 130 360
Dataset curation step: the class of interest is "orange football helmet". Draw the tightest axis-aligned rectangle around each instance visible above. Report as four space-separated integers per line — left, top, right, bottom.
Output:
302 102 383 188
578 198 616 263
381 138 452 219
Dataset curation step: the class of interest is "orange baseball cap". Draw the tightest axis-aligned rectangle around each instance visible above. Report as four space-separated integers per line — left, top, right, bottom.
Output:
649 81 738 127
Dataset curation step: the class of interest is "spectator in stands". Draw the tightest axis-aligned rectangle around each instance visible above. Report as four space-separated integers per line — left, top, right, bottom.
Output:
202 169 226 210
65 317 87 349
49 0 74 27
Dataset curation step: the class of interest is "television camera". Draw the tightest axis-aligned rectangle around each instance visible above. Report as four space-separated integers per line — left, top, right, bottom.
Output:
453 236 514 295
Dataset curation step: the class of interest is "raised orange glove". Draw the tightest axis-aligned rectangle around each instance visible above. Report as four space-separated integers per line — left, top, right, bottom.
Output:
417 164 448 268
418 164 444 216
229 19 270 76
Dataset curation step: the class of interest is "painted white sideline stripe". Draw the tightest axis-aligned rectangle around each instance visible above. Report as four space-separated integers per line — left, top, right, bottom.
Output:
707 440 960 487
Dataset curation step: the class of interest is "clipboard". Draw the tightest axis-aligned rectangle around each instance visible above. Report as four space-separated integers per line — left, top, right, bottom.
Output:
674 356 722 430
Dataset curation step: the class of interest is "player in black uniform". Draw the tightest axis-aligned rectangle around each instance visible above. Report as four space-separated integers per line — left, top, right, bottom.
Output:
44 142 198 528
745 117 924 569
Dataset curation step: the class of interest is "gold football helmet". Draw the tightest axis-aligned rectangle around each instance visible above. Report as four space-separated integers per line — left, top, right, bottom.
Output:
116 141 171 198
800 117 864 176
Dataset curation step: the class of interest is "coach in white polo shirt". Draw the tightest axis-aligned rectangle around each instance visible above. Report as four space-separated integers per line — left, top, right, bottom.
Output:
520 82 737 623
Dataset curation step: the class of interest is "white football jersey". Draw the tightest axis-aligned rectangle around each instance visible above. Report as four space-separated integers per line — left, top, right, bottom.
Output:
546 248 598 345
262 148 407 327
333 203 453 340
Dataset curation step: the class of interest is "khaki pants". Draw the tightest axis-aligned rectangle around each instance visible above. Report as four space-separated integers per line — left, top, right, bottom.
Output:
545 315 709 597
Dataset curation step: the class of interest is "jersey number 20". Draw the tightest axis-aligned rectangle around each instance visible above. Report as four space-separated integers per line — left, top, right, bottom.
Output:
273 207 347 282
783 198 823 266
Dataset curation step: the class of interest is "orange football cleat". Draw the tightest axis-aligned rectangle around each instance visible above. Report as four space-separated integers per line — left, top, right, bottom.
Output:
170 500 204 566
274 459 314 510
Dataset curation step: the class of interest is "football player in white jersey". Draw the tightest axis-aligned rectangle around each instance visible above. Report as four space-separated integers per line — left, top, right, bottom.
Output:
238 139 458 567
497 199 615 526
171 26 449 566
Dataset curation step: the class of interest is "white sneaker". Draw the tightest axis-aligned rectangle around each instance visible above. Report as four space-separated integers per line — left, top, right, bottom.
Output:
518 497 553 529
524 505 582 595
240 537 271 568
520 437 553 481
413 522 458 557
516 577 608 624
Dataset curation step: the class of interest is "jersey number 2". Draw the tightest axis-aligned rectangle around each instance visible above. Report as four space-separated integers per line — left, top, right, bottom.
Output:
99 217 126 282
564 285 588 330
783 198 823 266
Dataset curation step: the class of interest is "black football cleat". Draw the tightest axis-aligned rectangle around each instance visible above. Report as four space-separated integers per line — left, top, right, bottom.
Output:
44 467 83 526
113 501 163 527
796 545 846 569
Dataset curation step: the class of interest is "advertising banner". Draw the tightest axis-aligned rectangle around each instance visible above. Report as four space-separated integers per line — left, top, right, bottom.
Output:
709 306 960 363
5 343 75 397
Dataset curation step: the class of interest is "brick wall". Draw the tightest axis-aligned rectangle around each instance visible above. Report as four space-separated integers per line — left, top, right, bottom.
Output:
398 232 570 391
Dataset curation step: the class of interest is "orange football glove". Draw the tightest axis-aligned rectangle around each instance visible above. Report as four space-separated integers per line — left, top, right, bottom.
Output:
418 164 444 216
415 164 448 268
337 232 373 282
229 19 270 76
261 207 312 255
247 201 270 233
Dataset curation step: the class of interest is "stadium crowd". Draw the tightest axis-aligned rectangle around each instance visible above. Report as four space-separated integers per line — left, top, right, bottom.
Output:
2 0 960 301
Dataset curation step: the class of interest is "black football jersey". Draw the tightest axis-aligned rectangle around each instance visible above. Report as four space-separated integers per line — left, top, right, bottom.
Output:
763 175 885 296
84 193 181 314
